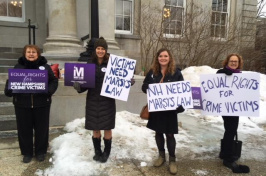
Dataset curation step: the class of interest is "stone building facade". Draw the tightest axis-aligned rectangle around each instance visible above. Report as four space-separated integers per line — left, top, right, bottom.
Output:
0 0 257 73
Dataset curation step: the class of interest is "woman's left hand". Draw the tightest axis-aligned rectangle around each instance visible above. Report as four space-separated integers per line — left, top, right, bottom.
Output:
176 105 185 113
131 77 135 86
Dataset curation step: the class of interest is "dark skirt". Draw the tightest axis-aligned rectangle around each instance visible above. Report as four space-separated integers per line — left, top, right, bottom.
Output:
147 110 178 134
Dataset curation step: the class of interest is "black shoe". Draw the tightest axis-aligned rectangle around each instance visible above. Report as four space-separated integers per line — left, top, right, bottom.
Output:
23 155 32 163
36 154 45 162
223 160 250 173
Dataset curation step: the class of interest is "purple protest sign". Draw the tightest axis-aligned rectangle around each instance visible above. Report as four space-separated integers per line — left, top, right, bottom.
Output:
8 69 48 93
191 87 203 109
64 63 95 88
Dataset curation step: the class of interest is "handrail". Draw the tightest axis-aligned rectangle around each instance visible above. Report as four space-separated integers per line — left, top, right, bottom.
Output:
28 19 36 45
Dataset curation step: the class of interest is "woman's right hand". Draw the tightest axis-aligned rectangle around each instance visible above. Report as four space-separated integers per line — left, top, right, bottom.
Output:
73 82 81 92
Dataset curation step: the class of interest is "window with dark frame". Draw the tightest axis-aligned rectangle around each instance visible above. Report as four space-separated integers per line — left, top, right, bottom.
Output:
163 0 184 36
211 0 228 39
115 0 133 34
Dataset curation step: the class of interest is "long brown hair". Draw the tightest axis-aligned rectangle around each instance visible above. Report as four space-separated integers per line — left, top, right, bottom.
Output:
151 48 176 76
222 53 243 69
22 45 41 57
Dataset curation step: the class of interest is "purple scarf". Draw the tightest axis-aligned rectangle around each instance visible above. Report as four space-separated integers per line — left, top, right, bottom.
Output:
226 66 241 73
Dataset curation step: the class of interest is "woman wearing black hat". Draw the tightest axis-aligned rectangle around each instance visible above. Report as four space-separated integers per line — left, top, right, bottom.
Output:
73 37 134 163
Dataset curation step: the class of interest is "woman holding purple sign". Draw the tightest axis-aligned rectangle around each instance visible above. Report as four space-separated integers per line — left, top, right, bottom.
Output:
73 37 135 163
217 53 250 174
4 45 58 163
141 48 185 175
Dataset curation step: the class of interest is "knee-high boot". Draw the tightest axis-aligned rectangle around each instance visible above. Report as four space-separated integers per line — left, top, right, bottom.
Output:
92 137 102 161
99 138 112 163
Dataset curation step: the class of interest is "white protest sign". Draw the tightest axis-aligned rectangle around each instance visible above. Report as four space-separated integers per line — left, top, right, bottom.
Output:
100 54 136 101
200 73 260 116
147 81 193 112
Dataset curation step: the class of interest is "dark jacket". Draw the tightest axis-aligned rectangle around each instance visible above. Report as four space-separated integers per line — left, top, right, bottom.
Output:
79 59 116 130
216 67 233 75
141 68 184 134
4 56 58 108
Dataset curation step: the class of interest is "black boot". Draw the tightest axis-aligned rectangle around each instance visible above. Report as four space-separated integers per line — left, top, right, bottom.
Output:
223 160 250 173
92 137 102 161
99 138 112 163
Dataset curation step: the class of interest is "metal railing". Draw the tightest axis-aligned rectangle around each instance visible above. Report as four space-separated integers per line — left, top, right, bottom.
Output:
28 19 36 45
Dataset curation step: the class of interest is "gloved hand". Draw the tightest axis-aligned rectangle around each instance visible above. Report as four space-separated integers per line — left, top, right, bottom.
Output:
142 83 149 93
73 82 81 92
131 77 135 86
176 105 185 113
224 69 233 75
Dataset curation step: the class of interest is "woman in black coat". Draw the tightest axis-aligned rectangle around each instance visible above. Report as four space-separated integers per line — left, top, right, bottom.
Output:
217 53 250 174
4 45 58 163
74 37 118 163
141 48 184 175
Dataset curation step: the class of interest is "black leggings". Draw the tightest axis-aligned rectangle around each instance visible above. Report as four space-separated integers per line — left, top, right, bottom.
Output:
155 132 176 157
222 116 239 162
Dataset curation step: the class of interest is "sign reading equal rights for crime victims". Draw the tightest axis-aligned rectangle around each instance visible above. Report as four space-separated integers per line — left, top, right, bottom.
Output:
147 81 193 112
64 63 95 88
100 54 136 101
200 73 260 117
8 69 48 93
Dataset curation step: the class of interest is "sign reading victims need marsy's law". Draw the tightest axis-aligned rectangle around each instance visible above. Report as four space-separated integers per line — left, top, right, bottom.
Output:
8 69 48 93
100 54 136 101
64 63 95 88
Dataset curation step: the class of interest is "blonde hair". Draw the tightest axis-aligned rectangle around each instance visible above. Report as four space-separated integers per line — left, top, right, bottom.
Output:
151 48 176 76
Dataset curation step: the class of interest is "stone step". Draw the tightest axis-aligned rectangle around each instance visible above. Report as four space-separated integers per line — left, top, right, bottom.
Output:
0 66 12 73
0 73 8 80
0 52 21 59
0 92 12 102
0 115 16 131
0 58 17 66
0 102 14 115
0 81 6 90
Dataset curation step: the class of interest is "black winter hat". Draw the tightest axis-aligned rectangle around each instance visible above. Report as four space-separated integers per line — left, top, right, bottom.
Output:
94 37 108 50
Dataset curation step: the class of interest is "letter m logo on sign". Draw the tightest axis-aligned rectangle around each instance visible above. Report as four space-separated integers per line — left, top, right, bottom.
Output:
73 66 84 80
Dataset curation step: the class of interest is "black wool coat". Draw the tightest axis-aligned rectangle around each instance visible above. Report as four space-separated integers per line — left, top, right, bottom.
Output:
141 68 184 134
79 59 116 130
4 56 58 108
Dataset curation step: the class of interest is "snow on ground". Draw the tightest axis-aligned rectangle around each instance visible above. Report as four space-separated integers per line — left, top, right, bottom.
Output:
36 66 266 176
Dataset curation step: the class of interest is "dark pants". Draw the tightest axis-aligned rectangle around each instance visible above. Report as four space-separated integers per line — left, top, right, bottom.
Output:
222 116 239 162
15 106 51 156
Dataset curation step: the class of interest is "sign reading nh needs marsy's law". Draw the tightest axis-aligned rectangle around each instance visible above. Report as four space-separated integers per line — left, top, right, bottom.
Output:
100 54 136 101
8 69 48 93
147 81 193 112
64 63 95 88
200 73 260 116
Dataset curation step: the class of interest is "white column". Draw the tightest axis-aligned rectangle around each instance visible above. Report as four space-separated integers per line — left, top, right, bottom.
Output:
98 0 124 55
43 0 85 57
